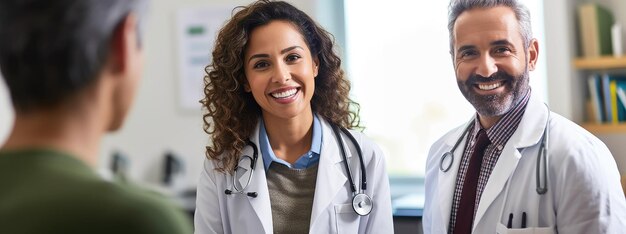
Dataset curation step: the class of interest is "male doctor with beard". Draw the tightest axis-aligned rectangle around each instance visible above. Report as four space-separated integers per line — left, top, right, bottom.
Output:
423 0 626 233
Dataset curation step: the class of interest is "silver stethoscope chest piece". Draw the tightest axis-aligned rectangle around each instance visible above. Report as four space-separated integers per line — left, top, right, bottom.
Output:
352 193 373 216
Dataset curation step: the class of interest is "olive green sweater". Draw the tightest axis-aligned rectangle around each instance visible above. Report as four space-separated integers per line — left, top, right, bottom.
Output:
0 149 192 234
267 163 319 234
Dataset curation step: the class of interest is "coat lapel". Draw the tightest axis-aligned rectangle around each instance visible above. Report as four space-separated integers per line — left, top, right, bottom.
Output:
472 138 522 229
245 122 273 233
437 120 473 231
309 117 349 228
472 94 549 230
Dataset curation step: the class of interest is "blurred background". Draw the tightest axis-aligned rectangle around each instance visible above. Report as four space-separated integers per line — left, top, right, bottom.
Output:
1 0 625 233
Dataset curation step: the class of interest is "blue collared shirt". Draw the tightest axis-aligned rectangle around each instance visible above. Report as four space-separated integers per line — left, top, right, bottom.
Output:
259 114 322 171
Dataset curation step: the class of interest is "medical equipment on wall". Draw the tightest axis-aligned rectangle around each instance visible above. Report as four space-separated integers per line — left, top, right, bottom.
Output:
163 152 184 186
110 151 130 181
224 124 373 216
439 110 550 195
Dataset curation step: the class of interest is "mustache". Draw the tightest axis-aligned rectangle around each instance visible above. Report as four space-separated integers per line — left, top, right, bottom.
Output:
466 70 515 84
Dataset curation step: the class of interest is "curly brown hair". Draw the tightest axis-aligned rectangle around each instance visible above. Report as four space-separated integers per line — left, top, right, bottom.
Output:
201 0 360 173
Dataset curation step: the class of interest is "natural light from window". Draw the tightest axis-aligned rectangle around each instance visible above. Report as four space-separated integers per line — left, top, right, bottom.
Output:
344 0 546 177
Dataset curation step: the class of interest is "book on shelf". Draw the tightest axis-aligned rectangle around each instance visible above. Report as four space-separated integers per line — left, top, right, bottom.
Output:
601 74 613 122
577 3 614 57
586 73 626 123
610 80 618 123
587 74 603 123
612 24 623 57
617 83 626 122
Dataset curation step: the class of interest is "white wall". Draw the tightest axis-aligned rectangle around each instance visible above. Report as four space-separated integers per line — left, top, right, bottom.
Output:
99 0 339 190
99 0 245 190
0 0 335 190
0 75 13 146
3 0 622 184
544 0 626 175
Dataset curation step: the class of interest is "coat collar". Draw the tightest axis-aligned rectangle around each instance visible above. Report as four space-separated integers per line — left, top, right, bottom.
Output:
309 116 351 226
472 93 549 231
437 118 473 231
245 120 273 234
436 93 549 232
243 115 351 232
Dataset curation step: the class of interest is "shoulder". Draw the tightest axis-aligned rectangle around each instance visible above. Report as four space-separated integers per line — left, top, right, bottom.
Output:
199 156 229 185
2 178 192 233
543 114 626 230
547 112 611 160
545 112 619 186
427 123 467 162
0 152 190 233
76 181 193 233
345 129 385 164
346 129 378 148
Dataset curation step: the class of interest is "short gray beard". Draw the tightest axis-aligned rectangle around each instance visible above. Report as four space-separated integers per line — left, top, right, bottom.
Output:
458 69 530 118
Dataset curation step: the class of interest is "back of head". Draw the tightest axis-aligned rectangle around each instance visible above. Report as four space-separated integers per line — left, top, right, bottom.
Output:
0 0 148 112
447 0 533 54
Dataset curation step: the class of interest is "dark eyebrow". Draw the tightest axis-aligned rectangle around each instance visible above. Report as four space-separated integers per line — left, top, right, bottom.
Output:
247 46 304 64
457 45 476 54
248 54 269 64
456 40 515 55
491 39 514 47
280 46 303 54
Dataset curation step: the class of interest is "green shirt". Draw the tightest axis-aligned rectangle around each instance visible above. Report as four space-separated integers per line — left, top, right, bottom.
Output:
0 149 192 234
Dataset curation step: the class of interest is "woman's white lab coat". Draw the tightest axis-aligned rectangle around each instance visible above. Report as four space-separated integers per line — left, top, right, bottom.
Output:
194 117 394 234
423 94 626 234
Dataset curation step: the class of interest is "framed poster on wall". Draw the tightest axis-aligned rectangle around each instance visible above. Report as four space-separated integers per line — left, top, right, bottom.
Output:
176 6 232 111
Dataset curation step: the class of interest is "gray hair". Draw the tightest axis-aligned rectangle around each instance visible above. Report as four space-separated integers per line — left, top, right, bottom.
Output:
0 0 149 111
448 0 533 55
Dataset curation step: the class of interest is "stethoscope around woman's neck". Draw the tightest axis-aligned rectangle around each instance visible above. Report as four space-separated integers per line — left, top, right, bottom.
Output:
439 106 550 195
224 123 373 216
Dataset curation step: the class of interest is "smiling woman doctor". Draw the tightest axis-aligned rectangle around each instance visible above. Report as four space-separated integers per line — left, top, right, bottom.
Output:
195 1 393 233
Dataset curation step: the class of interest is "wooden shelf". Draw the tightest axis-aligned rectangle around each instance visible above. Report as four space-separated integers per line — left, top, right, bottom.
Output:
573 56 626 70
581 122 626 134
575 57 626 134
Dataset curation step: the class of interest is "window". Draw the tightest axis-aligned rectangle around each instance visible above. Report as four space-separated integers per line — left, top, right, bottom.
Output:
344 0 547 178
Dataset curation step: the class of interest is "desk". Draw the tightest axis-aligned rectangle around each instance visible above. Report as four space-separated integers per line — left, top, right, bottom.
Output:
390 176 424 234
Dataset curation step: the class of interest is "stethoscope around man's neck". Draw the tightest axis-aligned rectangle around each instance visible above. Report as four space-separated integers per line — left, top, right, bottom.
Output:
224 123 373 216
439 106 550 195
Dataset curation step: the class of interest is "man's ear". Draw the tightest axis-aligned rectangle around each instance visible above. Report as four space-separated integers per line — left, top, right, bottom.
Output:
108 13 141 75
526 38 539 71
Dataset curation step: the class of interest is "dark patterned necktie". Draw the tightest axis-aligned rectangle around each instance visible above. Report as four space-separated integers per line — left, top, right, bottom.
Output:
453 129 491 234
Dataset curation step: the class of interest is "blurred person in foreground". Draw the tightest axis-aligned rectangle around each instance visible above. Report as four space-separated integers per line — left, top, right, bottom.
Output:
0 0 192 233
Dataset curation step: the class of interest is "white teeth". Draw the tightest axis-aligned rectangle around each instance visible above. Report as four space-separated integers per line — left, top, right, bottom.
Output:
478 82 503 90
271 88 297 98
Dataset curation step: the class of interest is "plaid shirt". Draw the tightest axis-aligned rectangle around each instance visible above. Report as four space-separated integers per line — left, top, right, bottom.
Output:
448 90 531 232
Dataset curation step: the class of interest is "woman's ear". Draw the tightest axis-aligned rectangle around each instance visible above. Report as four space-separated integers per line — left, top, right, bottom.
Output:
243 82 251 92
313 56 319 77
